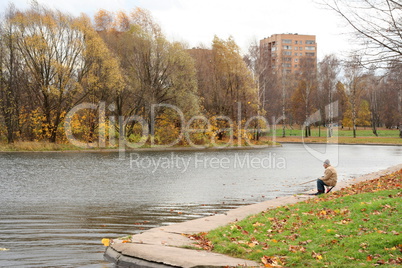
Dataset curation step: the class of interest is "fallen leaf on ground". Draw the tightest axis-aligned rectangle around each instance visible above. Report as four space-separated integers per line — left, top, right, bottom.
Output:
261 255 284 267
101 238 110 247
288 245 306 253
186 232 214 251
312 251 323 260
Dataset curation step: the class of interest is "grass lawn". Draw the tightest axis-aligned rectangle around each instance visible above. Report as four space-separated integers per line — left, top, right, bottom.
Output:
270 136 402 145
190 170 402 267
272 127 400 138
261 126 402 145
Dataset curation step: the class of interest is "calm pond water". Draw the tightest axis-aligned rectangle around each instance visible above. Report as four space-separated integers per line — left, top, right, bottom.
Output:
0 144 401 267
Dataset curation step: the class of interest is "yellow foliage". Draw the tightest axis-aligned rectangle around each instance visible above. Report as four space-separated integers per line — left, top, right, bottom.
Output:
154 113 181 145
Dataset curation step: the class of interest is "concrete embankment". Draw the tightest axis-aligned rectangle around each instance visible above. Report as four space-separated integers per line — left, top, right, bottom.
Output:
104 163 402 268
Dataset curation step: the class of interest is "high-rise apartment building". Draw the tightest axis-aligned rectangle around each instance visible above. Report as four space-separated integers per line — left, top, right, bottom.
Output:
260 33 317 74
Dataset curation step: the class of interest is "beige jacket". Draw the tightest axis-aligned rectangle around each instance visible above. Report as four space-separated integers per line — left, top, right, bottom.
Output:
322 165 337 186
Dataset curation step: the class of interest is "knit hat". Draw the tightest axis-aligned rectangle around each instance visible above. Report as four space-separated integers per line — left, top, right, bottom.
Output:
324 159 330 165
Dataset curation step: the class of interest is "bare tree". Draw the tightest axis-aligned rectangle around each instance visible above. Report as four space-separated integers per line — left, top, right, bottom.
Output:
243 39 259 81
365 67 381 136
383 61 402 137
244 39 265 114
258 39 283 128
297 56 318 137
318 54 340 137
326 0 402 66
344 55 366 138
0 5 19 143
326 0 402 138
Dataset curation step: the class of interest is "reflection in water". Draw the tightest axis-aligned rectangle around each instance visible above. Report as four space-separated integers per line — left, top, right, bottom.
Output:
0 144 401 267
0 203 237 267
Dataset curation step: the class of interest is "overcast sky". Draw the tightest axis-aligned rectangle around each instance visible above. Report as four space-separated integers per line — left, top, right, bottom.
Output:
0 0 355 59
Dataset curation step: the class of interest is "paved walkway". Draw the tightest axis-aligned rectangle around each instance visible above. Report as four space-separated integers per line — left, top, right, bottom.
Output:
104 164 402 268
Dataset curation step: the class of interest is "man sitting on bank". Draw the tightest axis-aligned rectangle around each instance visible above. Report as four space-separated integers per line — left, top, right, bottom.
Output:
314 159 337 195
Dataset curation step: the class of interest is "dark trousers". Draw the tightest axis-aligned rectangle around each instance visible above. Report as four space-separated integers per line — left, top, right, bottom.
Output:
317 179 327 193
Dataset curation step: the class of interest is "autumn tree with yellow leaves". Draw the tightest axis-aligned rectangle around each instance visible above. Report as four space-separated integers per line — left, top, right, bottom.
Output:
94 8 200 145
0 4 27 143
0 3 122 143
189 36 260 141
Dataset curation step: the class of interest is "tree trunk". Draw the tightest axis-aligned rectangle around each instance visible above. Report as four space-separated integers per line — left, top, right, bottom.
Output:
372 118 378 137
399 89 402 138
352 94 357 138
4 110 14 143
399 124 402 138
1 32 16 144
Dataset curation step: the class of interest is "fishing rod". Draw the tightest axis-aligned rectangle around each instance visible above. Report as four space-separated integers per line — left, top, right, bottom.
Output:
291 179 317 186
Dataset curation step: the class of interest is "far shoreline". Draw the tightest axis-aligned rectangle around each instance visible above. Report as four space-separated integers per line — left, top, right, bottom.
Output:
0 140 401 153
0 143 280 154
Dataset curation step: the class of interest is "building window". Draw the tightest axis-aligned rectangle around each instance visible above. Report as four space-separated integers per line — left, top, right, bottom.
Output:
306 40 315 44
299 47 303 50
283 51 292 56
305 46 316 51
299 53 303 56
294 53 298 56
272 46 277 51
283 45 292 50
306 52 315 56
299 41 303 45
295 47 298 50
283 57 292 62
282 63 291 68
295 58 299 62
282 39 292 44
294 64 298 68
